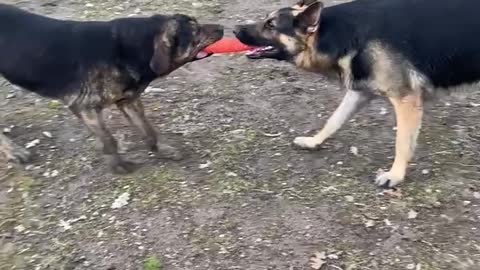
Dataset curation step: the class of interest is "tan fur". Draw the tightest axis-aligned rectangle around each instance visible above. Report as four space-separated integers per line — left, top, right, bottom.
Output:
386 94 423 182
337 53 356 89
294 34 335 74
278 34 299 55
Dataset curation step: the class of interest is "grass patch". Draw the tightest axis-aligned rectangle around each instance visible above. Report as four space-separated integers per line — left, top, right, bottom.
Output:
143 256 162 270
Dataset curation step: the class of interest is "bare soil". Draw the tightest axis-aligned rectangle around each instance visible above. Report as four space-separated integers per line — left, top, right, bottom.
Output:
1 0 480 269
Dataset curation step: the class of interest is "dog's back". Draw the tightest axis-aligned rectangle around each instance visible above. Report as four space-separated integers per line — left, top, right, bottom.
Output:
0 4 117 98
320 0 480 89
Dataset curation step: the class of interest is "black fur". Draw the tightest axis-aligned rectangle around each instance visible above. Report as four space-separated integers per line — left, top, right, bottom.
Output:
0 4 223 173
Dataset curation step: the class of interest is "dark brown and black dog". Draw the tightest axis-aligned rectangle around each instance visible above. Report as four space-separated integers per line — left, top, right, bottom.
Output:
0 4 223 173
234 0 480 187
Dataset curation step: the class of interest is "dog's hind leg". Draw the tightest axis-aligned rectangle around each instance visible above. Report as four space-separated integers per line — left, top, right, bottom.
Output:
375 93 423 188
117 99 182 160
294 89 373 149
74 107 138 174
0 133 31 163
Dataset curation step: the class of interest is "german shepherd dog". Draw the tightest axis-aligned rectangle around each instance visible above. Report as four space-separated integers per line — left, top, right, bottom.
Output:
234 0 480 187
0 4 223 173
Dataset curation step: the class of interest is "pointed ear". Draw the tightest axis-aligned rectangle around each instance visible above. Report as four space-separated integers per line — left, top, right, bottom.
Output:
296 1 324 34
150 21 177 75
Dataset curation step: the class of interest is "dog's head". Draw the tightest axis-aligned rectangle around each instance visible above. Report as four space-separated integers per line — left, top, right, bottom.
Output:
149 14 224 76
233 0 323 62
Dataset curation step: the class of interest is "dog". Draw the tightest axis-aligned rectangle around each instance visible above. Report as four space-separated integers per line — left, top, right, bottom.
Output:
0 4 223 173
234 0 480 187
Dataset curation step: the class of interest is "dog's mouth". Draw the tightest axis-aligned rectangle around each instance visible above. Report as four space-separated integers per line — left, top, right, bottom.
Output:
245 46 279 59
195 50 211 60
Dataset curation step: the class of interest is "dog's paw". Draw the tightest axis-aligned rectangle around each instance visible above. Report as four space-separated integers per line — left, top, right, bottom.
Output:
154 144 183 161
375 169 405 188
108 157 139 174
8 146 31 164
293 136 321 149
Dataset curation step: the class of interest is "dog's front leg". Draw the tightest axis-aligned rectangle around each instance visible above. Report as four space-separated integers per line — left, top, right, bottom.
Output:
375 94 423 188
117 99 182 160
75 108 138 174
294 89 373 149
0 133 31 163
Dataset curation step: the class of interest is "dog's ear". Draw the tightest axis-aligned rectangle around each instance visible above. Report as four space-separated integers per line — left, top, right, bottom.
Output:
150 21 178 76
296 1 324 34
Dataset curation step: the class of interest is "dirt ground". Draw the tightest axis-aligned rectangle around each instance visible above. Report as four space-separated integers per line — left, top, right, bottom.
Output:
1 0 480 269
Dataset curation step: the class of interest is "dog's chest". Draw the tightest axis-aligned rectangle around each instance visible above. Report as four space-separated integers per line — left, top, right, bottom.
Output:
88 66 144 100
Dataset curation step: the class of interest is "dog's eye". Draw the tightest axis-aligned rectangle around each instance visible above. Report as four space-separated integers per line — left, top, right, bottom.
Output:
265 19 276 29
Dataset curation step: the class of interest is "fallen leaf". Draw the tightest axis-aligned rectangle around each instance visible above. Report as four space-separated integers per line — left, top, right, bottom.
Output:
226 172 238 177
199 161 211 169
261 132 282 137
384 219 392 226
14 225 26 233
59 220 72 231
365 219 375 228
310 252 326 269
111 192 130 209
25 139 40 149
382 188 403 198
42 131 52 138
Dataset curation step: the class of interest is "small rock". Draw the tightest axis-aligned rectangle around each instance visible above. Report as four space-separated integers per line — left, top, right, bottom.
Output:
463 201 471 206
406 263 415 270
50 170 59 178
421 169 429 175
408 210 418 219
350 146 359 156
379 107 388 115
474 192 480 199
85 3 94 7
3 127 11 133
345 195 354 202
6 93 16 99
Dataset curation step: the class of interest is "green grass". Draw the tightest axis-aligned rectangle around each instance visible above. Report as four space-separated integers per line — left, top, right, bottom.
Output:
143 256 162 270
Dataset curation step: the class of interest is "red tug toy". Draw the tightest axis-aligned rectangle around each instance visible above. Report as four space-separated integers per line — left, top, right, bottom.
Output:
202 38 255 55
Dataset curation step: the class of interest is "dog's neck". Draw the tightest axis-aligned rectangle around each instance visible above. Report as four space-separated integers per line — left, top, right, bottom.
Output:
294 32 336 75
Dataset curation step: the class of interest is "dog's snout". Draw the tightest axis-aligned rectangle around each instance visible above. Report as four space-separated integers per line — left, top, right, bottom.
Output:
233 25 242 35
203 24 224 38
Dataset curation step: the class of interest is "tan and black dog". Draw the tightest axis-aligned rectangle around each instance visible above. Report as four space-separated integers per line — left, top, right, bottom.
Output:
0 4 223 173
234 0 480 187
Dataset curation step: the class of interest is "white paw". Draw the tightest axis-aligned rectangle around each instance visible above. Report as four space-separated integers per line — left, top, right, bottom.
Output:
375 169 405 188
293 136 320 149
